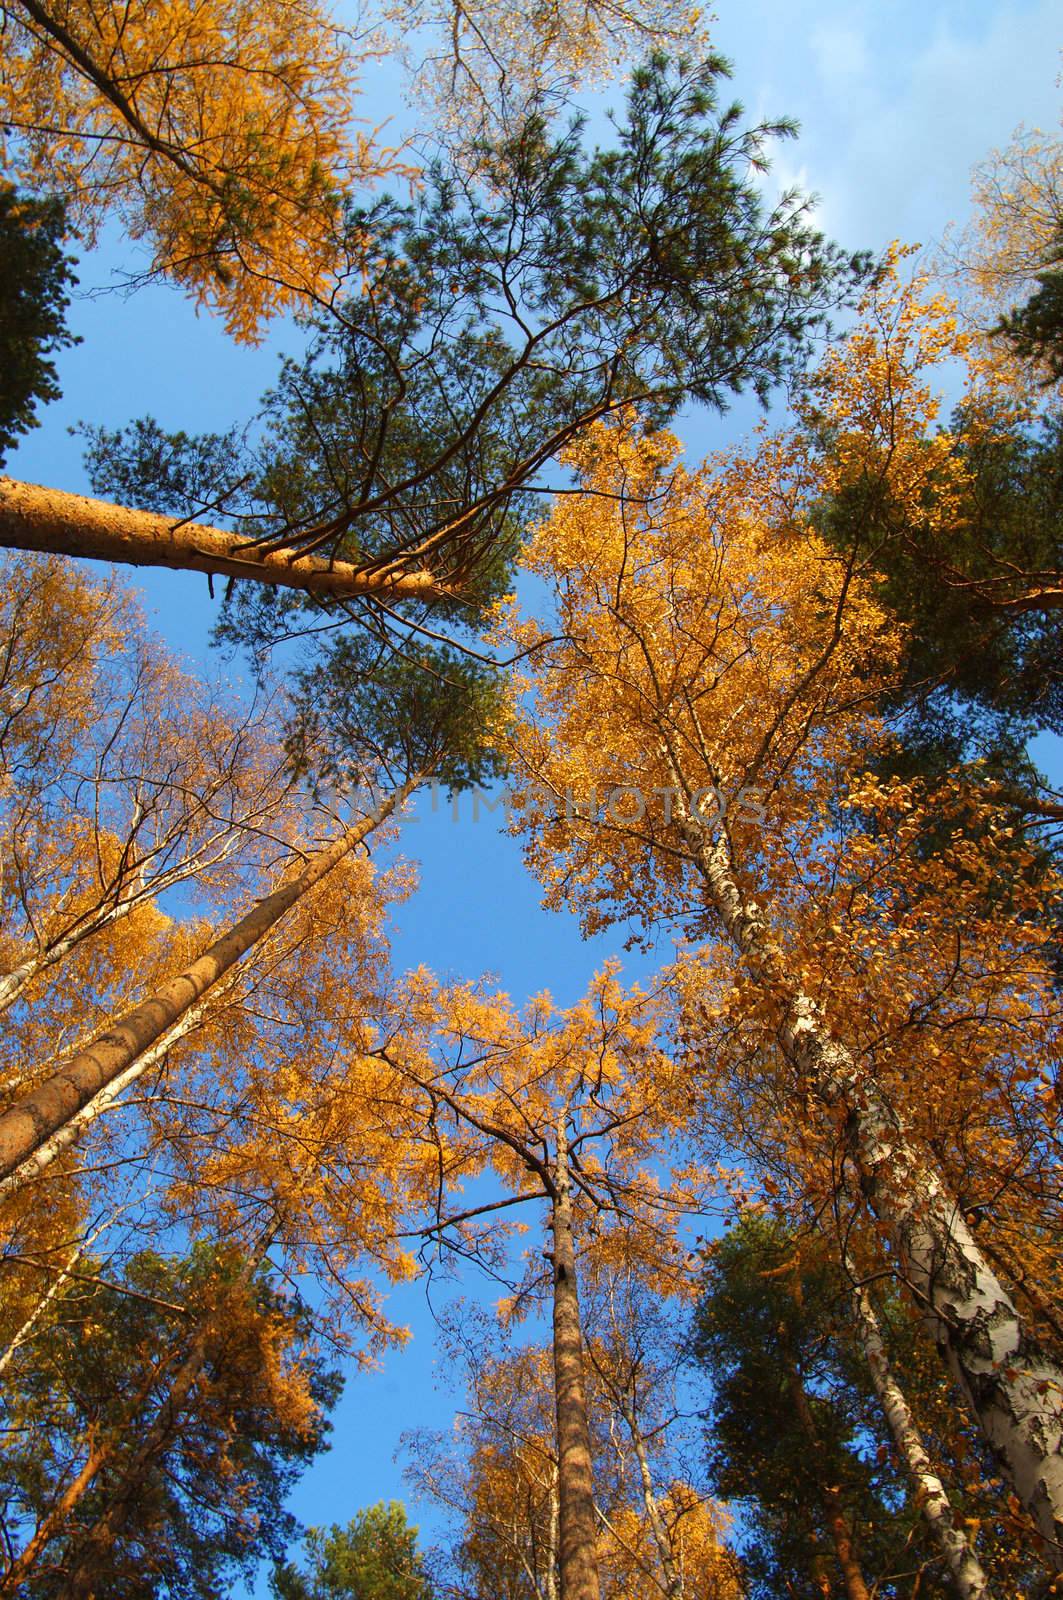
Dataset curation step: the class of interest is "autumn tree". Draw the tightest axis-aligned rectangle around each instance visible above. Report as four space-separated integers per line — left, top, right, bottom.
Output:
273 1503 434 1600
403 0 702 125
385 965 710 1600
0 1242 341 1598
406 1332 564 1600
0 0 412 337
580 1269 743 1600
404 1306 740 1600
954 120 1063 381
493 390 1063 1558
0 544 515 1195
0 553 306 1024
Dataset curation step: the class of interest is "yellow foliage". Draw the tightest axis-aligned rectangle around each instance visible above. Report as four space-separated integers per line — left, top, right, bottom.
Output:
0 0 410 337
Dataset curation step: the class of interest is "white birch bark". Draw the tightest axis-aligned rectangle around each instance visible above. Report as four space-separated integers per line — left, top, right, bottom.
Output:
664 765 1063 1566
848 1272 993 1600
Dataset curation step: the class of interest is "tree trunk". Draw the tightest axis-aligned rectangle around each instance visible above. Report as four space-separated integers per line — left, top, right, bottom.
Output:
0 785 412 1188
614 1388 682 1600
550 1114 601 1600
0 901 130 1019
783 1356 871 1600
0 478 445 603
848 1273 992 1600
673 792 1063 1567
0 1002 208 1202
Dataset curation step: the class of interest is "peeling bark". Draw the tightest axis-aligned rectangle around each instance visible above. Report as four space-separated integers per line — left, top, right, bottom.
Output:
848 1272 992 1600
669 783 1063 1568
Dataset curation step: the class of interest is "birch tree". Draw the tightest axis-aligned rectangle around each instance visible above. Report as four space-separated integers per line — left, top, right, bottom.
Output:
0 554 300 1026
494 375 1063 1559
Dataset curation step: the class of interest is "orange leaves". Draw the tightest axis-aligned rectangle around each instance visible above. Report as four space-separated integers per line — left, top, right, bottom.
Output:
0 0 412 338
495 412 902 940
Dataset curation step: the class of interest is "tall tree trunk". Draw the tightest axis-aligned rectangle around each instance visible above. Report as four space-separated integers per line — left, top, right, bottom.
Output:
0 899 132 1019
783 1355 871 1600
847 1271 992 1600
0 784 413 1189
668 775 1063 1566
0 1002 209 1203
0 478 445 603
550 1113 601 1600
618 1396 683 1600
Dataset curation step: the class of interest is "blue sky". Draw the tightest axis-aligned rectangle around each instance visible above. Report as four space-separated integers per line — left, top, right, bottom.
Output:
6 1 1061 1588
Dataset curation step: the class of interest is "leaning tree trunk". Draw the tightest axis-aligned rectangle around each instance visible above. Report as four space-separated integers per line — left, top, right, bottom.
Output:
669 784 1063 1568
0 478 445 603
0 1002 210 1203
550 1113 602 1600
847 1270 993 1600
0 783 414 1191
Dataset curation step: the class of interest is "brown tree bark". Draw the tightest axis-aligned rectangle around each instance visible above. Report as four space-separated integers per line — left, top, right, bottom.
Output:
550 1113 602 1600
0 784 413 1188
783 1356 871 1600
0 478 446 603
0 1003 209 1203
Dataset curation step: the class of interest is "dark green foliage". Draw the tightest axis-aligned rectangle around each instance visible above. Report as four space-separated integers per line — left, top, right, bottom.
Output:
84 53 869 656
83 56 868 800
813 403 1063 981
285 637 510 795
816 405 1063 766
997 235 1063 385
690 1217 948 1599
0 1244 340 1599
272 1502 434 1600
0 183 78 467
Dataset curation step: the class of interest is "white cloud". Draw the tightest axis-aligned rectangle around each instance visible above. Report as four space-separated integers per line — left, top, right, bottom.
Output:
713 0 1061 254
